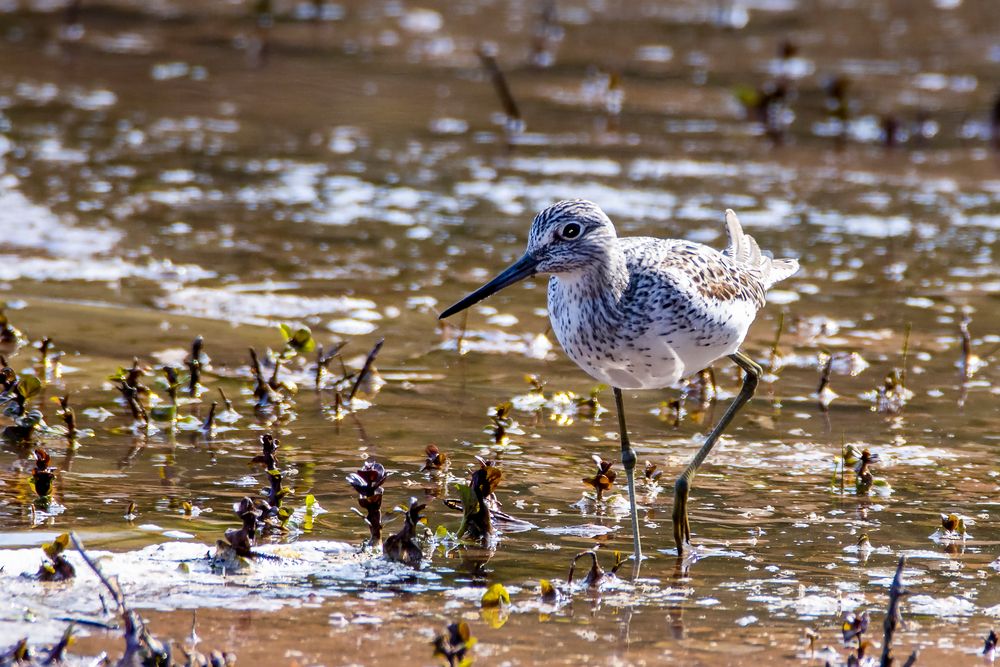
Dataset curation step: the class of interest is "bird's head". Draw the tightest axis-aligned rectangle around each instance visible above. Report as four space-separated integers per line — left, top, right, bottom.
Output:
439 199 617 319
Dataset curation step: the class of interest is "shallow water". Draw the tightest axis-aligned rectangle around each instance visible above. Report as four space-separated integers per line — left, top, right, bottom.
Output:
0 0 998 664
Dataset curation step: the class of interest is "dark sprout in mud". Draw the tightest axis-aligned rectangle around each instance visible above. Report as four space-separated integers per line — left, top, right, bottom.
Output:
251 433 280 470
384 497 426 567
456 456 502 541
30 447 56 500
490 401 514 444
347 459 389 547
222 497 260 558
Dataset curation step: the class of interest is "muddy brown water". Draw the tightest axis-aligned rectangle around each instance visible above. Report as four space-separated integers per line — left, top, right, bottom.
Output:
0 1 998 665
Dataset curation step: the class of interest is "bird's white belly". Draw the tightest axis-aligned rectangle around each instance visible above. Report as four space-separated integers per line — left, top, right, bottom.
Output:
548 289 755 390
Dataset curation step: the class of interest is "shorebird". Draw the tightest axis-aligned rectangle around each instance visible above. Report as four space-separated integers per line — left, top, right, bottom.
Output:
440 200 799 558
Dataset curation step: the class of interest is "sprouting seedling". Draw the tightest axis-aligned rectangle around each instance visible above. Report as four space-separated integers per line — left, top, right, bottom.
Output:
4 374 42 418
260 468 292 528
347 459 389 547
222 497 260 558
854 449 879 495
278 323 316 360
111 359 150 425
582 454 616 502
57 395 76 447
314 341 347 391
348 338 385 402
217 387 241 423
643 461 662 488
456 456 502 541
432 621 477 667
248 348 281 408
574 384 606 418
251 433 279 470
940 513 968 537
186 336 207 397
490 402 514 444
199 401 218 438
384 497 427 567
31 448 57 500
567 550 626 588
0 309 25 351
422 444 448 472
124 501 138 521
876 325 913 414
38 532 75 581
37 337 52 376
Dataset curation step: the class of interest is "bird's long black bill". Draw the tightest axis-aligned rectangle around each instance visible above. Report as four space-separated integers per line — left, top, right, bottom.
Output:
439 253 538 319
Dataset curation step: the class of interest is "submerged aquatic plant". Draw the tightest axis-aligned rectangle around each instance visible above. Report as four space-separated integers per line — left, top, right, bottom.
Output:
347 459 389 547
37 532 75 581
456 457 502 541
432 620 477 667
582 454 616 502
384 497 427 567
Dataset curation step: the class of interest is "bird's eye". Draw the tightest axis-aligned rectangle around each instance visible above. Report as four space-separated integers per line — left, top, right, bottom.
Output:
560 223 582 239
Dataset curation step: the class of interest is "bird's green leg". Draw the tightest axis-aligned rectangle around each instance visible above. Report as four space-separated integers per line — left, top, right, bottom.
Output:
613 387 642 564
673 350 761 556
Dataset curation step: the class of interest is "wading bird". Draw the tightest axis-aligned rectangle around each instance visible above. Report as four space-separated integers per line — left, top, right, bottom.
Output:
440 200 799 558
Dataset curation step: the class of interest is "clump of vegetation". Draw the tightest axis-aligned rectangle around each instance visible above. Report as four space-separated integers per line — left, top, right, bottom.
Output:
455 457 502 541
347 459 389 547
567 550 626 588
248 347 296 411
110 358 151 427
582 454 616 502
573 384 606 419
384 497 427 567
37 532 75 581
432 620 477 667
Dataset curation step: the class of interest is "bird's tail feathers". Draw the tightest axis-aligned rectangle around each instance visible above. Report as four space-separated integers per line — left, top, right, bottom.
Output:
723 209 799 289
